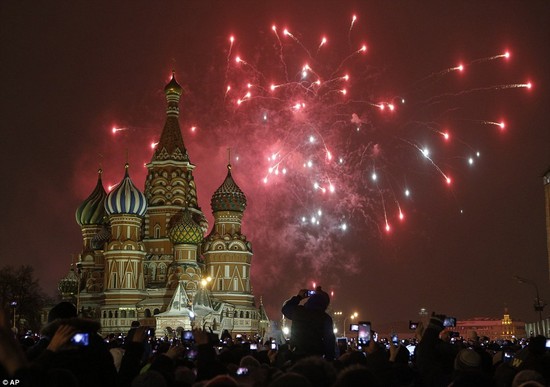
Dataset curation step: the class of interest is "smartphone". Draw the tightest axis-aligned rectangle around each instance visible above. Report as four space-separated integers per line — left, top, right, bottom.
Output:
250 343 258 350
186 349 198 361
349 323 359 332
391 334 399 345
443 317 456 327
147 328 155 337
307 290 316 296
71 332 89 346
357 322 371 345
409 321 419 330
546 339 550 349
236 367 248 376
182 330 194 341
271 342 277 350
503 351 514 362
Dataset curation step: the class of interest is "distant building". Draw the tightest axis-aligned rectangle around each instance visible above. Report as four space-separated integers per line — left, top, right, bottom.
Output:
449 310 526 340
58 73 268 338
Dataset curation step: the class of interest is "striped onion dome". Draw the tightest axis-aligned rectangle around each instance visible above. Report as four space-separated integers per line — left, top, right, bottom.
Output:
168 207 204 245
211 164 247 213
76 169 108 226
105 164 147 217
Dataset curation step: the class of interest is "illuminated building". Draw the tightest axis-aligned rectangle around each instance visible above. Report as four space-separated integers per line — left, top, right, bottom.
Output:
448 310 526 340
68 73 268 337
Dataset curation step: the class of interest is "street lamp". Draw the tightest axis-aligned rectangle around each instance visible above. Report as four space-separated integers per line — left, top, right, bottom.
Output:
10 301 17 331
343 312 358 337
514 275 546 321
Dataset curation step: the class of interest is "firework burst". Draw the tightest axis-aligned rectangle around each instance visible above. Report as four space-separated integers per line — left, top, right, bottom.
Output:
214 19 530 250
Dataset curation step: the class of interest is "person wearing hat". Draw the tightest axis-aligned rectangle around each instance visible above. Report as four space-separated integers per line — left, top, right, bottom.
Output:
281 286 336 361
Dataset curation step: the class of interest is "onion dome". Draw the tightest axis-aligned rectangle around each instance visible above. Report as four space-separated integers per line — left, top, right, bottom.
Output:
168 207 204 245
76 169 108 226
211 164 247 212
58 265 79 297
91 222 111 249
164 71 183 96
105 164 147 217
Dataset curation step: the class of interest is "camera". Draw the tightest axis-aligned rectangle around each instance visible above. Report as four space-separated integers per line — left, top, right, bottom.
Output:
307 290 316 297
71 332 89 346
409 321 419 330
443 317 456 327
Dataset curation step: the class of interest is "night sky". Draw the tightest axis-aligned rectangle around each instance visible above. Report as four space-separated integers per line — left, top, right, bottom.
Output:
1 1 549 326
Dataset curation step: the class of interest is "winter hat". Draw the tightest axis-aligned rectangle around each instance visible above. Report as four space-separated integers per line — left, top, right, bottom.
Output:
512 370 545 387
47 302 77 323
527 335 546 356
454 348 481 371
304 286 330 311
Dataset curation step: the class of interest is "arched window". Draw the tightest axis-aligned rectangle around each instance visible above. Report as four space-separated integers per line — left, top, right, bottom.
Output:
154 225 161 239
154 308 160 315
121 310 127 318
246 311 249 319
145 309 151 318
114 310 118 318
103 311 107 318
108 311 113 318
129 310 135 318
240 311 244 318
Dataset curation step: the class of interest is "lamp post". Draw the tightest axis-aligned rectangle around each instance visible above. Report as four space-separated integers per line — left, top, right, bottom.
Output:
514 275 546 321
10 301 17 331
343 312 358 337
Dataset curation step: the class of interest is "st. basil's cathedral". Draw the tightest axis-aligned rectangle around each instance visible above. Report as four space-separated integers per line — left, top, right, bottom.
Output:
58 73 269 337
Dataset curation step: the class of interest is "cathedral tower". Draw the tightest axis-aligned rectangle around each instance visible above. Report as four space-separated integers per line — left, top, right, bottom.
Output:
102 163 147 329
166 206 204 296
203 162 254 308
75 168 109 309
143 73 208 276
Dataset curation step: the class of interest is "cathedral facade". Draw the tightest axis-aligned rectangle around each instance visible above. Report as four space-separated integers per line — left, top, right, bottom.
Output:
63 74 268 337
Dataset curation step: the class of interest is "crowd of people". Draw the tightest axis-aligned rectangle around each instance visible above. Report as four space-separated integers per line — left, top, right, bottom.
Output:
0 290 549 387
